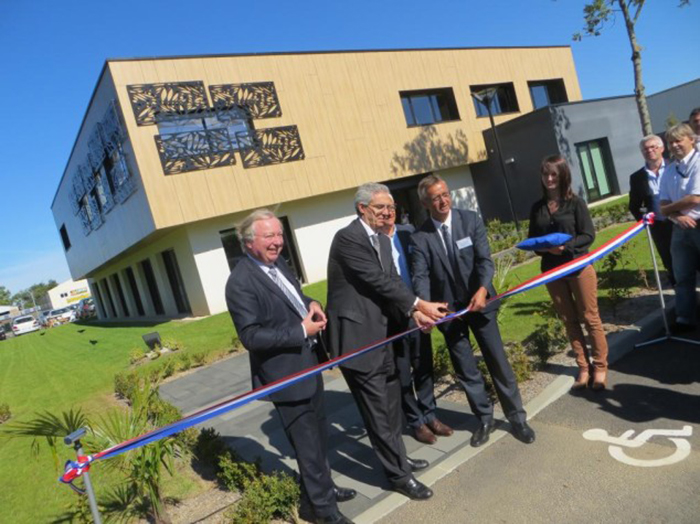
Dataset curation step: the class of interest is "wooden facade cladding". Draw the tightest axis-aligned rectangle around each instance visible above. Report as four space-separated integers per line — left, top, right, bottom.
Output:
107 47 581 231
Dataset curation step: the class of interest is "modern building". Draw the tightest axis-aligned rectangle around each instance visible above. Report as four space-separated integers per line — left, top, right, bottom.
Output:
473 78 700 222
46 279 91 310
51 46 582 320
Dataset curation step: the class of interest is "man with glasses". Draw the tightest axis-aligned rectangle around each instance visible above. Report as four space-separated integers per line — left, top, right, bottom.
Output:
410 174 534 447
326 183 446 501
629 135 674 285
226 209 356 524
660 123 700 331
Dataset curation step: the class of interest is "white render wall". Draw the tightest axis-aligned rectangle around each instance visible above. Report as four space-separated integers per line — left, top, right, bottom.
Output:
47 279 91 309
87 165 479 319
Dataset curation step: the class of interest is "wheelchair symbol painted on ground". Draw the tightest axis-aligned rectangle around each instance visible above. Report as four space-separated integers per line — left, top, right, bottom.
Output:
583 426 693 467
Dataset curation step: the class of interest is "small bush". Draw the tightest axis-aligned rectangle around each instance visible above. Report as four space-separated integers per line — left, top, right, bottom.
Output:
505 342 533 383
177 353 193 371
224 472 300 524
192 353 208 367
432 342 454 379
526 314 569 369
194 428 228 466
218 451 262 493
161 337 185 352
0 403 11 424
114 371 140 401
160 357 177 379
129 348 147 365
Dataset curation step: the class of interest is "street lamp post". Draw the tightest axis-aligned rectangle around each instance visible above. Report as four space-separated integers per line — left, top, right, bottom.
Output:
471 88 520 232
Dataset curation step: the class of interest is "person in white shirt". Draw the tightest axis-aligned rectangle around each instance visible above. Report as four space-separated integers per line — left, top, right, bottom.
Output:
660 123 700 330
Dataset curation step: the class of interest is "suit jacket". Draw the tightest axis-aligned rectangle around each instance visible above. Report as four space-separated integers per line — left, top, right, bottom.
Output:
410 208 499 314
225 256 320 402
629 166 654 221
326 218 417 373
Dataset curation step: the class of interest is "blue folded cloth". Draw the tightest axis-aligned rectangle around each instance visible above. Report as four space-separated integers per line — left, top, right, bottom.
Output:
516 233 573 251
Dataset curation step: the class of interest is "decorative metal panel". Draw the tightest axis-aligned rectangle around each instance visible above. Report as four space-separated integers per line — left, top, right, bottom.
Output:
71 167 87 215
155 128 236 175
87 127 106 171
99 101 126 155
87 194 103 230
68 187 80 215
209 82 281 119
127 82 208 126
96 173 115 215
112 153 137 204
82 164 97 193
238 126 305 169
78 205 91 235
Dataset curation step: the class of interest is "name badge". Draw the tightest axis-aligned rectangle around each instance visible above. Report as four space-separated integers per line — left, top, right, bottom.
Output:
456 236 473 249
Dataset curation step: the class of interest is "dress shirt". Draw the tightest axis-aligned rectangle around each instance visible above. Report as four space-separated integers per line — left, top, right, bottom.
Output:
247 254 310 338
389 228 412 289
430 210 453 254
644 161 666 220
659 149 700 220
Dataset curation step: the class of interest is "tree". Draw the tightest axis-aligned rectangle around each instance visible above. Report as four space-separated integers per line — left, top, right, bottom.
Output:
12 280 58 309
0 286 11 305
573 0 690 136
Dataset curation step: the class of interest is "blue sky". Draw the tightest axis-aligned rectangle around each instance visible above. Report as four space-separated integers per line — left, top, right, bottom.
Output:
0 0 698 294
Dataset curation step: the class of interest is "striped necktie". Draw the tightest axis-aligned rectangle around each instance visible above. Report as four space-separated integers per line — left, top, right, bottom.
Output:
268 267 308 318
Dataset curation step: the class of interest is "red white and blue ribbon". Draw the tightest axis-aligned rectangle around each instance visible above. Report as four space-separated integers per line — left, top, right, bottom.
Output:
59 213 653 487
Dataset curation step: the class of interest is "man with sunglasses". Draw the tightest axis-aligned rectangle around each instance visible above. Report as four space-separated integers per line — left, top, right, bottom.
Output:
326 182 447 501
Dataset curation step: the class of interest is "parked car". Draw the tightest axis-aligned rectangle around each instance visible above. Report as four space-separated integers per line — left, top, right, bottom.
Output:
45 307 77 327
0 328 6 341
76 298 96 320
12 315 41 336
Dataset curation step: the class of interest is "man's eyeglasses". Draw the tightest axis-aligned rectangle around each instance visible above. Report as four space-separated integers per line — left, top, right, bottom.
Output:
430 192 451 203
368 204 397 213
257 232 284 240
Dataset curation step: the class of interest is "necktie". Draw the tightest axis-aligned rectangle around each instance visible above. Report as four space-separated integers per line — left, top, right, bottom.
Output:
371 234 384 271
441 224 458 274
268 267 308 318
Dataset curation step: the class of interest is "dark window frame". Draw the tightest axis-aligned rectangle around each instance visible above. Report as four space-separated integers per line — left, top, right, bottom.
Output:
574 138 618 203
527 78 568 109
161 249 192 315
399 87 461 127
111 274 130 317
140 259 165 315
59 225 71 251
470 82 520 118
125 267 145 316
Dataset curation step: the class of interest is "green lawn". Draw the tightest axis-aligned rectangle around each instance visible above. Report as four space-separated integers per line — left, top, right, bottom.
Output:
0 218 654 522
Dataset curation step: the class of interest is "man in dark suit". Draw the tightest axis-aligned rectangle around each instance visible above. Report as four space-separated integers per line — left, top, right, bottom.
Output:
378 211 453 445
410 174 535 447
326 183 447 501
226 209 355 524
629 134 674 284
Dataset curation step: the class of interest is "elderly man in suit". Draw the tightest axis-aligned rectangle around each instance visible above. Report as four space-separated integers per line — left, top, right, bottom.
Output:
410 174 535 447
326 183 447 501
378 207 453 445
225 209 355 524
629 134 674 285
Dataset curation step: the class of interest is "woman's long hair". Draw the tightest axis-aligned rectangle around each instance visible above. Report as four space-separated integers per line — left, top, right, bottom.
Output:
540 155 574 201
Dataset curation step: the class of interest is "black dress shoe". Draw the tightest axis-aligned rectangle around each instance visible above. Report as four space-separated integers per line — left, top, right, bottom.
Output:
392 478 433 500
406 457 429 471
470 419 495 447
316 510 354 524
333 486 357 503
511 421 536 444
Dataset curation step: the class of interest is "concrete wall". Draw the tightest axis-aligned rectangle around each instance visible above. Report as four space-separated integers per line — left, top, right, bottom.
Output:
648 78 700 134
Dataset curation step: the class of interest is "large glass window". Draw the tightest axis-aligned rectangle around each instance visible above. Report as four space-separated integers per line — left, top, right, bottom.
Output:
470 83 520 117
528 79 568 109
400 88 460 126
576 139 617 202
161 249 192 315
111 274 130 317
157 107 254 150
140 259 165 315
124 267 145 316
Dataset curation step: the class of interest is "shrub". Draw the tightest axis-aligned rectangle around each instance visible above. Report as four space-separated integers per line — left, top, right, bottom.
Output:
177 352 193 371
0 403 11 424
161 337 185 352
192 353 208 368
114 371 140 401
160 356 177 379
193 427 229 467
432 342 454 379
218 451 262 493
598 243 633 317
129 347 147 365
505 342 533 383
526 314 569 369
224 472 300 524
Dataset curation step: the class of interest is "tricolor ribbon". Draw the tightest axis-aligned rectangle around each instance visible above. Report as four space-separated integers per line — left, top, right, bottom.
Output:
60 213 653 487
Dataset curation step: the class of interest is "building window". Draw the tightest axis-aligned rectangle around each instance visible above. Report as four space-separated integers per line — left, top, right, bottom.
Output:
59 225 71 251
400 88 460 126
101 279 117 318
528 79 568 109
157 107 254 151
575 138 617 202
140 259 165 316
111 274 130 317
161 249 192 315
470 83 519 117
125 267 145 316
219 216 305 282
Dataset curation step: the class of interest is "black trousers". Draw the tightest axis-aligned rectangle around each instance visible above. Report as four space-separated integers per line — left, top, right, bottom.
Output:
341 349 412 486
651 219 675 284
441 309 526 424
274 375 338 518
393 330 436 428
